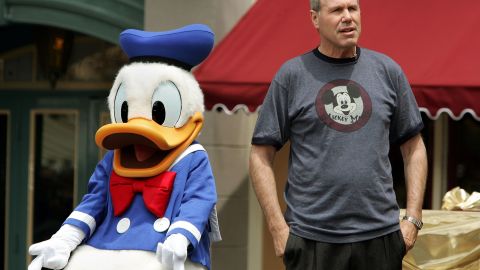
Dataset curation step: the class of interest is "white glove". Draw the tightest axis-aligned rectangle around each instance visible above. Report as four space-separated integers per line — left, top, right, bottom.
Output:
28 224 85 270
156 234 190 270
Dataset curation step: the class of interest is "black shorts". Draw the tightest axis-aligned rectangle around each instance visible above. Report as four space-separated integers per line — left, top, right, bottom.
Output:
283 230 406 270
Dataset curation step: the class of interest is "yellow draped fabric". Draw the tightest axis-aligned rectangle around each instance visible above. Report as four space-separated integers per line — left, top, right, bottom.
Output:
401 210 480 270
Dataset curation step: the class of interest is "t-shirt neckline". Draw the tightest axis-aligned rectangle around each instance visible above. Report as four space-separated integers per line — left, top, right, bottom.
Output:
312 47 361 64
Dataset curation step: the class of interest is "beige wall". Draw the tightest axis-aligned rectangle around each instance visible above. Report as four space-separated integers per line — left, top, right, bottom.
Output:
145 0 255 44
197 111 261 270
198 112 288 270
144 1 262 269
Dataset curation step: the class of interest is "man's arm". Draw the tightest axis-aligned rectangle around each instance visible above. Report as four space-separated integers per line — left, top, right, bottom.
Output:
399 133 427 252
249 144 289 257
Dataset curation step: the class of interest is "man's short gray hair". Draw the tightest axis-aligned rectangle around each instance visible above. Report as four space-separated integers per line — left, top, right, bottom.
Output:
310 0 320 11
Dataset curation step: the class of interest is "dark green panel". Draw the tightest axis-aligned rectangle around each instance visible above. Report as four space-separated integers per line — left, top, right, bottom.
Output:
1 0 144 44
4 103 30 270
7 0 143 26
0 114 8 270
0 0 6 25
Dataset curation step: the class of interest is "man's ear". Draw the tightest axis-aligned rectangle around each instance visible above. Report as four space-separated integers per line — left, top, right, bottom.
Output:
310 10 320 30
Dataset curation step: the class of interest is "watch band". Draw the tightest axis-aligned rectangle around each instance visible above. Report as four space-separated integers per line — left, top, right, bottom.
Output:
402 215 423 230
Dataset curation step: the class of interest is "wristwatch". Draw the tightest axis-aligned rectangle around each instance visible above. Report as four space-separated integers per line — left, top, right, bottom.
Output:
402 215 423 230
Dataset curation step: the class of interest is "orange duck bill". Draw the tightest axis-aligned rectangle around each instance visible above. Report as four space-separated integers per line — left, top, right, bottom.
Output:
95 112 203 178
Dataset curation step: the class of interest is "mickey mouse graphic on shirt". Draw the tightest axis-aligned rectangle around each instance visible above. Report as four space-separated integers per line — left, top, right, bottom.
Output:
316 79 372 132
324 85 359 116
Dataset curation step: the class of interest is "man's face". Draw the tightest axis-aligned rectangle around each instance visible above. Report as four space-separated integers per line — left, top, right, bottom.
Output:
311 0 361 51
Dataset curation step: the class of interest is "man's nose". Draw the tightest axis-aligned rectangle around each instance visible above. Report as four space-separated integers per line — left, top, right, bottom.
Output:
341 11 353 22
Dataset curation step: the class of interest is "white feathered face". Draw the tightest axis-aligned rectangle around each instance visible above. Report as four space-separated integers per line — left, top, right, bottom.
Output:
108 62 204 127
95 62 205 178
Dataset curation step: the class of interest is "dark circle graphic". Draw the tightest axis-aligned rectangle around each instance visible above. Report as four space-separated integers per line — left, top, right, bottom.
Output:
315 79 372 132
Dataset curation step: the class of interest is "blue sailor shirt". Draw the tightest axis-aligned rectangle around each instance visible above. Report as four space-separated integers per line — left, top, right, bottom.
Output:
63 144 218 269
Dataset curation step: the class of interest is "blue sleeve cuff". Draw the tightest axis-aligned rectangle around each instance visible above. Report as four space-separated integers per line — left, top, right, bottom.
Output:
63 218 91 239
167 228 199 248
62 211 97 238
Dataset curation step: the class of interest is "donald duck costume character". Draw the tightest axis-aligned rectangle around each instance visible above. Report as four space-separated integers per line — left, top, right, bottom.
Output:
28 24 221 270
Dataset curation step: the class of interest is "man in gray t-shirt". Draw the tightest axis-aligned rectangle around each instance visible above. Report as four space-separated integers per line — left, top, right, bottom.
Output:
249 1 428 269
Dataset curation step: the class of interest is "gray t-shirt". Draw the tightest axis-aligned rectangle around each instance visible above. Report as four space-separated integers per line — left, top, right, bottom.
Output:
252 48 423 243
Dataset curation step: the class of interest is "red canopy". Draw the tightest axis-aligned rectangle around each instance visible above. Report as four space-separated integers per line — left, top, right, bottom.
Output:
194 0 480 120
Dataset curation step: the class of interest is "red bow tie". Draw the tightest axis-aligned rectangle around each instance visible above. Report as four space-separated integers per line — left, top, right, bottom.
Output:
110 170 177 217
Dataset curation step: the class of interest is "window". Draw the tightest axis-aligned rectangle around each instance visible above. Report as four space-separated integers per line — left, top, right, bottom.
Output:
447 115 480 193
30 112 77 243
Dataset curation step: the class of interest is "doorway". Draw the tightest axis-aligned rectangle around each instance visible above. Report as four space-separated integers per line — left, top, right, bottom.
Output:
0 90 108 270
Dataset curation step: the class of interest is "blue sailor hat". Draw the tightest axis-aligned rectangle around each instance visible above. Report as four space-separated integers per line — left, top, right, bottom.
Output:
119 24 215 71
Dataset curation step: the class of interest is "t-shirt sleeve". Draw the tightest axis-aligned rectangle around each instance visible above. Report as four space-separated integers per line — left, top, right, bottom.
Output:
251 74 290 150
389 70 424 145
